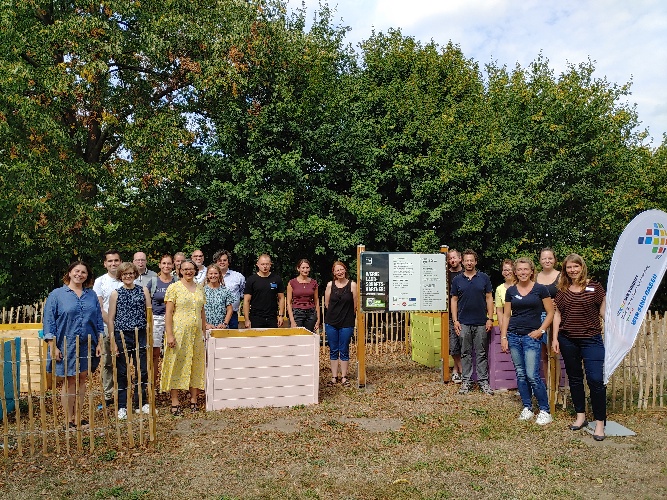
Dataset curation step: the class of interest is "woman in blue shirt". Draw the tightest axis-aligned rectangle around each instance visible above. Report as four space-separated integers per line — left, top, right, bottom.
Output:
500 257 554 425
43 261 104 429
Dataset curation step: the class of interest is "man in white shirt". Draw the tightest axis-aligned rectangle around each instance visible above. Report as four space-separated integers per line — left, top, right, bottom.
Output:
133 251 157 286
191 249 207 284
213 249 246 329
93 250 123 404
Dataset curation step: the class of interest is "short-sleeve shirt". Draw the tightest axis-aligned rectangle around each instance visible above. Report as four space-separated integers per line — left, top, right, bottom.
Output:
204 285 234 325
289 278 318 310
505 283 549 335
150 277 177 316
245 272 284 319
554 281 606 339
495 283 509 310
93 273 122 312
451 271 493 326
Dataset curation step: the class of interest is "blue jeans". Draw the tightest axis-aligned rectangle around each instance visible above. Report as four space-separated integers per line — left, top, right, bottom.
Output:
325 324 354 361
508 332 549 412
559 334 606 422
460 324 489 384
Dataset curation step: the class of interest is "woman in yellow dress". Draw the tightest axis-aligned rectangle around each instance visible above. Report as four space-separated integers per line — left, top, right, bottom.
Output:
160 259 207 415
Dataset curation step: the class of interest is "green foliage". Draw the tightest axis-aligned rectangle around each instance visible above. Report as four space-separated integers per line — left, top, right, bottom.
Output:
1 1 663 305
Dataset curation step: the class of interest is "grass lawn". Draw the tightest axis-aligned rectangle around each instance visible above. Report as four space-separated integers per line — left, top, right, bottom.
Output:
1 350 666 499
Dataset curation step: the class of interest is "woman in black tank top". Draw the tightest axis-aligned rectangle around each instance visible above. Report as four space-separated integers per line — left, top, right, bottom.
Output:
324 261 357 387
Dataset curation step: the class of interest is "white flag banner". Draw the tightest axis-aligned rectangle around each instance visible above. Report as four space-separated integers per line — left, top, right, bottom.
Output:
604 209 667 384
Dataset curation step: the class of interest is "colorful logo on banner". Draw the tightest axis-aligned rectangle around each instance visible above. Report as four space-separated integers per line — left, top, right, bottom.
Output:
638 222 666 258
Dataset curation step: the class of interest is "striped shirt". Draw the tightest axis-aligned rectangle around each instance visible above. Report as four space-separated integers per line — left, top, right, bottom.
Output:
554 281 605 338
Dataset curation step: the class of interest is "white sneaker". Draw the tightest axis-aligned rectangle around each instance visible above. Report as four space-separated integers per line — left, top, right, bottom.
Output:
135 404 151 414
535 411 553 425
519 407 534 421
451 372 462 384
117 408 127 420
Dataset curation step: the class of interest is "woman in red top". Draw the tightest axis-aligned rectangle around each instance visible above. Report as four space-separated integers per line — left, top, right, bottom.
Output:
552 254 607 440
286 259 320 332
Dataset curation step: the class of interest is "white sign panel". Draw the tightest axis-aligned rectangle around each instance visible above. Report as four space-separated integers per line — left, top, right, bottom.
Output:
388 253 447 311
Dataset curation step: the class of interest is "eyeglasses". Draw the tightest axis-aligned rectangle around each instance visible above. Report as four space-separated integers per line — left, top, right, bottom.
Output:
181 268 196 272
121 273 136 277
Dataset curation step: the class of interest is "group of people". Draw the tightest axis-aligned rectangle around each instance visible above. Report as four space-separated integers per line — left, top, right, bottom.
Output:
42 249 358 422
448 248 607 440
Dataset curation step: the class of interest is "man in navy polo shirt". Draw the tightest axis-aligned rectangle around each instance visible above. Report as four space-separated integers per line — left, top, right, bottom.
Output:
450 249 495 395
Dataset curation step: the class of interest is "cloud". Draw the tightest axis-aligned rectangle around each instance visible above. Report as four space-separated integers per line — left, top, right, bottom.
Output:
291 0 667 141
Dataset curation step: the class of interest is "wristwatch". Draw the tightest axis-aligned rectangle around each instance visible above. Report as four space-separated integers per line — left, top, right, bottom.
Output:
540 329 546 334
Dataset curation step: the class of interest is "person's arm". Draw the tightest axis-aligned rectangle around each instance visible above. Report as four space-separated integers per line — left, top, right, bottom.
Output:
107 290 118 354
277 292 285 327
500 301 511 353
165 300 176 348
351 281 358 315
286 282 296 327
201 303 207 337
495 287 504 330
324 282 332 309
223 304 233 327
531 295 555 339
552 309 561 354
43 292 63 361
451 295 460 335
313 285 320 331
243 293 252 328
97 295 108 325
485 291 494 332
599 296 606 319
93 294 104 357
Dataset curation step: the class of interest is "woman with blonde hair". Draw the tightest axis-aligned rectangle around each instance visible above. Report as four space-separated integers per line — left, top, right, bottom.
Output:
552 253 607 440
204 263 234 331
495 259 515 331
500 257 554 424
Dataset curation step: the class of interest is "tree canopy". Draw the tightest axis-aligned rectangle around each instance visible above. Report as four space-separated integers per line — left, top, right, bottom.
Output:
1 1 665 306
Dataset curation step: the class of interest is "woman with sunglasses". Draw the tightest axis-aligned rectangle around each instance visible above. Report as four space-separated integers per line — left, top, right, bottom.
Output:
160 259 207 415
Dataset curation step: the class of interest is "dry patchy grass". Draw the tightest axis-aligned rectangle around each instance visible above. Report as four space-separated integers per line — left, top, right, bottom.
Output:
1 351 666 499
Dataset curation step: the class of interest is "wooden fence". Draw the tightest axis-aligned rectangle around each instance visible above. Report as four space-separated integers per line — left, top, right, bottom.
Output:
0 327 157 458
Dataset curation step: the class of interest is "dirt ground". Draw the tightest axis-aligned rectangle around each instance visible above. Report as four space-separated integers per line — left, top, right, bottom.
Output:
1 351 666 500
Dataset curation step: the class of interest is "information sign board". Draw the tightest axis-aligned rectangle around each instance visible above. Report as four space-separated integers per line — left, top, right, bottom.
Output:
360 252 447 312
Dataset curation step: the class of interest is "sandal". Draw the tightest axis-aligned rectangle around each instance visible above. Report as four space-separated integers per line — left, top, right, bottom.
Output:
170 405 183 417
341 377 351 387
190 402 199 412
327 377 338 387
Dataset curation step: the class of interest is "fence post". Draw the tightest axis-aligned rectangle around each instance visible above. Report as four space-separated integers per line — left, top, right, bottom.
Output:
439 245 450 384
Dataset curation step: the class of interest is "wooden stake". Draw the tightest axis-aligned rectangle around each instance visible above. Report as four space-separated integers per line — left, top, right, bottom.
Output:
24 338 35 456
63 336 70 455
75 337 82 452
146 308 156 444
10 341 22 456
0 341 9 458
38 340 48 455
51 339 60 455
134 328 144 446
119 332 135 449
87 336 94 454
110 334 122 449
99 337 111 449
661 312 666 408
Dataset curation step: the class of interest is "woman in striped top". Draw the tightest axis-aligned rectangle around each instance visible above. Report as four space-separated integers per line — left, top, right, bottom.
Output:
552 254 607 441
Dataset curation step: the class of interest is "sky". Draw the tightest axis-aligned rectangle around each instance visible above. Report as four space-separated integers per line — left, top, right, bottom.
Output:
287 0 667 145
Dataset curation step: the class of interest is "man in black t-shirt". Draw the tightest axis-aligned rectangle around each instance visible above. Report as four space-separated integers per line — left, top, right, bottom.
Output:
447 249 464 382
243 254 285 328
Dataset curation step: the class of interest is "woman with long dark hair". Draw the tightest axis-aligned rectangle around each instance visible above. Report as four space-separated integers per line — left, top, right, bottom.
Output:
43 261 104 429
287 259 320 332
552 254 607 440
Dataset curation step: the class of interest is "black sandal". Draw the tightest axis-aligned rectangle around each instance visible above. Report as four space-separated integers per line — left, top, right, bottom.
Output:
190 402 199 412
170 405 182 417
327 377 338 387
341 377 351 387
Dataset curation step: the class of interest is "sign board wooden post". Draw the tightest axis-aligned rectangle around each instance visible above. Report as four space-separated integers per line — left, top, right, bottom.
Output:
356 244 366 388
440 245 450 383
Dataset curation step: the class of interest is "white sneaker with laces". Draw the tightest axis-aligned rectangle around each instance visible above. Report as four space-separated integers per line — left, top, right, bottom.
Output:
117 408 127 420
535 411 553 425
451 372 462 383
519 407 534 421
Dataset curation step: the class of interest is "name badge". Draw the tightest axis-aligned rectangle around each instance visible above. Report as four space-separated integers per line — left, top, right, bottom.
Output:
514 295 523 300
270 282 278 289
585 286 595 292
